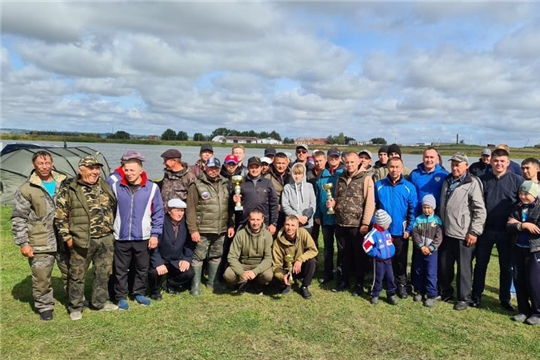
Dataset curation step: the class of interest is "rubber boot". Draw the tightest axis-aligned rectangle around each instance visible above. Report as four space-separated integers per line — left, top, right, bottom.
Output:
207 262 225 293
190 266 202 296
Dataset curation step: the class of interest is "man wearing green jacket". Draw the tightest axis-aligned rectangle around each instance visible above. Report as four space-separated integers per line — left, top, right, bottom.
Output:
224 209 273 294
273 215 319 299
12 151 69 321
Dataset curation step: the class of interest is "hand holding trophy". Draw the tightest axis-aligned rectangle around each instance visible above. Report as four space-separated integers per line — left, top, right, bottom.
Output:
284 254 294 285
323 183 335 215
232 175 243 211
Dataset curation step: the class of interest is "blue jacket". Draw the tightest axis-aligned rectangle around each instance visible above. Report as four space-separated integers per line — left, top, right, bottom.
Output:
408 163 448 215
111 172 164 241
375 176 417 236
363 225 395 260
150 215 194 268
314 165 344 226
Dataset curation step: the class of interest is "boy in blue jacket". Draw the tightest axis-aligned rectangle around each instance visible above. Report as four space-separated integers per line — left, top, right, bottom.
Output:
411 195 443 307
363 210 397 305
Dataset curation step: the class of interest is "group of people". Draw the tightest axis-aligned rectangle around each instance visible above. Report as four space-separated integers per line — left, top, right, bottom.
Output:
11 142 539 327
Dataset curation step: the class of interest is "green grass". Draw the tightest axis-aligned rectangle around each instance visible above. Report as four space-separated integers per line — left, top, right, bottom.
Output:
0 205 537 359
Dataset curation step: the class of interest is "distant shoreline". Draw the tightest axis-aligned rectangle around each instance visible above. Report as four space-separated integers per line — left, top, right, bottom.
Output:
2 134 539 158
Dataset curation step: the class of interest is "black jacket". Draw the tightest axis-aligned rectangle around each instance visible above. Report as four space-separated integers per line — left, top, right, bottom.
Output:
480 171 524 231
507 201 540 253
239 175 279 227
150 215 195 269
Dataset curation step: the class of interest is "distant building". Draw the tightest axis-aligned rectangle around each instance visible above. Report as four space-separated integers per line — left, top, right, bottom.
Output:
224 136 258 144
295 137 327 146
348 140 373 146
257 138 282 145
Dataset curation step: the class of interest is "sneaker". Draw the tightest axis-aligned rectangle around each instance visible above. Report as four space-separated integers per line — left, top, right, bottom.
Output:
300 286 312 299
387 295 398 305
150 293 163 301
70 311 82 321
117 299 129 310
164 286 180 295
332 282 349 293
370 296 379 305
397 286 408 299
469 298 480 308
352 285 363 297
511 313 527 323
525 316 539 326
413 293 423 302
318 276 333 285
99 302 119 311
281 285 291 295
453 301 468 311
237 282 250 295
501 301 515 312
134 295 151 306
40 310 53 321
424 297 437 308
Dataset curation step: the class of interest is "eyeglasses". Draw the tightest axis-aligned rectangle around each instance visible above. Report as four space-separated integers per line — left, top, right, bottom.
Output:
296 150 307 154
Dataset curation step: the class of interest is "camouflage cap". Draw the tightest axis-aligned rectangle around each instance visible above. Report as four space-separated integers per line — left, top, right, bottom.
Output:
79 155 103 167
449 152 468 163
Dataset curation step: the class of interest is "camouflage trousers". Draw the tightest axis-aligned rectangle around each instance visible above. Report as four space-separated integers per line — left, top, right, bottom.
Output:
68 234 114 312
192 233 225 267
28 251 69 313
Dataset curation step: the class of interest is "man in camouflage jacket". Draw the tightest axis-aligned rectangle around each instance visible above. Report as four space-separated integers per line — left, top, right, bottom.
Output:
12 151 69 321
55 155 118 320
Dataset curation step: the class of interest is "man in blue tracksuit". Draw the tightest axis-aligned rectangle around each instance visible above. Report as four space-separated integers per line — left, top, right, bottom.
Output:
375 157 417 299
408 147 449 216
111 151 164 310
313 147 344 284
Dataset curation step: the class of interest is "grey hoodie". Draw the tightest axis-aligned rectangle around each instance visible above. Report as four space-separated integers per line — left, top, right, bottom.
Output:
281 163 317 228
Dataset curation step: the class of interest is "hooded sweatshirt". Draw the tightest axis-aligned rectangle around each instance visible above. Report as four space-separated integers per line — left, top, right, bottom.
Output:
281 163 317 228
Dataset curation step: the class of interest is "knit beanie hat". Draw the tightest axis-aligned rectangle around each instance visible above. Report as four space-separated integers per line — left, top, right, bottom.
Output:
378 145 389 154
519 181 540 198
375 209 392 228
387 143 402 158
422 194 437 210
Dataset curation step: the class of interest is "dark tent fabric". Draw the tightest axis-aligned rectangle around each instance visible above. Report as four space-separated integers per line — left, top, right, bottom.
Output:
0 145 110 205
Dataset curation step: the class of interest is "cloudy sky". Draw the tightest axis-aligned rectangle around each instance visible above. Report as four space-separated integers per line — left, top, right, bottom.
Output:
2 1 540 146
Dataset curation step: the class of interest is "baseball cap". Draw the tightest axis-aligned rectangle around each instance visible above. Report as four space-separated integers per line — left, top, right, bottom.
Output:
206 157 221 168
167 198 187 209
359 149 372 159
296 144 309 151
261 156 273 165
224 155 239 164
79 155 103 167
200 144 214 153
449 152 469 163
161 149 182 159
121 150 146 162
481 148 491 156
264 148 277 157
247 156 262 166
327 147 340 157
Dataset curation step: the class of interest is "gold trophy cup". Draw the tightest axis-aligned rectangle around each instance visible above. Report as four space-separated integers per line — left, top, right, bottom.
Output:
323 183 335 215
232 175 244 211
284 254 294 284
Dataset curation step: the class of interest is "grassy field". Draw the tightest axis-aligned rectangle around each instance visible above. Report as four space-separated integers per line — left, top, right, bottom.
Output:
0 205 537 359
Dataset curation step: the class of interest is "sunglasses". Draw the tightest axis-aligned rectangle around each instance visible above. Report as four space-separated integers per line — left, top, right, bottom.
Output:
296 150 307 154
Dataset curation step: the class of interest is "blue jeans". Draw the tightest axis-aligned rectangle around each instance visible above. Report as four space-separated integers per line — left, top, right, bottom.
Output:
472 229 513 303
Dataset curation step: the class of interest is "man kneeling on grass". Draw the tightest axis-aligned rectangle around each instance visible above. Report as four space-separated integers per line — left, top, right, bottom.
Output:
148 199 195 300
224 209 273 295
272 215 318 299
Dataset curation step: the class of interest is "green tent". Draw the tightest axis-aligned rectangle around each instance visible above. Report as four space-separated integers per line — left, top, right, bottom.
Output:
0 145 110 205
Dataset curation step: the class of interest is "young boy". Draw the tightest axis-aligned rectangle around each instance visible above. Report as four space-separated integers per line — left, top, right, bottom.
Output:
363 209 397 305
507 181 540 325
411 194 443 307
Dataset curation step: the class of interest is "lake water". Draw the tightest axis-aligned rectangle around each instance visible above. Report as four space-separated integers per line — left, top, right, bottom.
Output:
2 139 451 179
